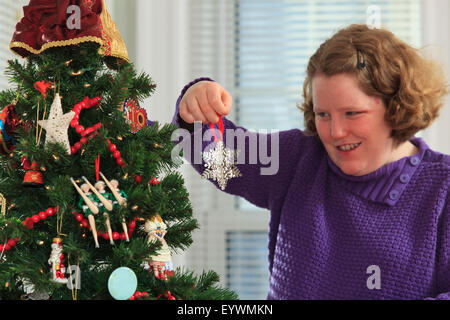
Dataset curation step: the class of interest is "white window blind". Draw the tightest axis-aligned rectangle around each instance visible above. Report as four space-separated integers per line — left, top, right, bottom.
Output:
235 0 421 212
0 1 20 91
226 231 270 300
235 0 421 132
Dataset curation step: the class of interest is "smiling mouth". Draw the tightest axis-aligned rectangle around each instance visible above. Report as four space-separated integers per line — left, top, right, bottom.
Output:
336 142 362 152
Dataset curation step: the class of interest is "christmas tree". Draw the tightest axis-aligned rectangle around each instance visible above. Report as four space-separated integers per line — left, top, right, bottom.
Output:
0 0 237 300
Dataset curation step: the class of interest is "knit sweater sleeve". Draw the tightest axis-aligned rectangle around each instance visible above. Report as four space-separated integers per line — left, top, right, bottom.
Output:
171 78 306 210
426 193 450 300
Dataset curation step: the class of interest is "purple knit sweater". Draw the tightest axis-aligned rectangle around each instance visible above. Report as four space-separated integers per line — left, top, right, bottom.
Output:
172 78 450 300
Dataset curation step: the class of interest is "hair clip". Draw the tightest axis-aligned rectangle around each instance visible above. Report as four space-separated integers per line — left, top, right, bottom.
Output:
356 50 366 70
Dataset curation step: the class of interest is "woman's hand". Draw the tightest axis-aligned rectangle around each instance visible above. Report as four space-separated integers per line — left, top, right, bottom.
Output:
179 81 232 124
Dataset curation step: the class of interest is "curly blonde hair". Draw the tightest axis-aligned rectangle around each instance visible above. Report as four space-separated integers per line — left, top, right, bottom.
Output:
299 24 449 145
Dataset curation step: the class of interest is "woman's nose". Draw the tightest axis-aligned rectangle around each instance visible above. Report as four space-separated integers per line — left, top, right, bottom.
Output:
331 118 348 139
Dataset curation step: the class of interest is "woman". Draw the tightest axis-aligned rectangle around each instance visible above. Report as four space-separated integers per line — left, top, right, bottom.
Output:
172 24 449 299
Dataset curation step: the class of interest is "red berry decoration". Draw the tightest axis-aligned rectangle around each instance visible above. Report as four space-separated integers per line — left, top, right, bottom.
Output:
70 96 102 154
31 215 40 223
23 217 34 229
38 211 47 220
81 219 89 228
7 239 16 247
75 213 83 222
76 125 85 134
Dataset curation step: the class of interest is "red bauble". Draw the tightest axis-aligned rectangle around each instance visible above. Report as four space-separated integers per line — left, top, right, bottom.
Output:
134 175 142 183
113 150 121 159
31 215 40 223
46 208 55 216
112 232 119 240
75 214 84 222
109 144 117 152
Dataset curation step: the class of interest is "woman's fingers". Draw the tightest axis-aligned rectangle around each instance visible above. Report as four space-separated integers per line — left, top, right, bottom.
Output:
179 81 232 124
197 89 220 123
179 100 195 123
187 96 207 123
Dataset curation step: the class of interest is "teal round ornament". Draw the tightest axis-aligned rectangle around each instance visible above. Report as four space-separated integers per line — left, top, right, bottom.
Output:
108 267 138 300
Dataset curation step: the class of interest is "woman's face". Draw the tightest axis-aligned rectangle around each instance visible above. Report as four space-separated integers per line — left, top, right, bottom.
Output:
312 73 397 176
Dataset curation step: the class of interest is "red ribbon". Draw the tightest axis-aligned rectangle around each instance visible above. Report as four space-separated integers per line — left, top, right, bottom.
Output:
95 154 100 181
209 116 224 142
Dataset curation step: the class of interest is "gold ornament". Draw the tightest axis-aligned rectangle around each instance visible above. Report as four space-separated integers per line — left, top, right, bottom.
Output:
0 193 6 217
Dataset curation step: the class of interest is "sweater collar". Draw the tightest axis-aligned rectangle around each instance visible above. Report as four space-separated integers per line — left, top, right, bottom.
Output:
326 137 429 207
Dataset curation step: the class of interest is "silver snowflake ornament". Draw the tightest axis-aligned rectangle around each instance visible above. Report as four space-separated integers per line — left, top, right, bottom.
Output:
202 140 242 190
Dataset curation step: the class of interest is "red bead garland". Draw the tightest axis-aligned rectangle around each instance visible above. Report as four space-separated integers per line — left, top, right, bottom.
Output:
107 139 125 168
70 96 102 155
73 212 138 242
68 96 126 169
0 207 58 253
128 290 150 300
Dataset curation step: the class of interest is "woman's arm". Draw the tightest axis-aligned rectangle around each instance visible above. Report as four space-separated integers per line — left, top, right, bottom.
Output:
172 78 308 210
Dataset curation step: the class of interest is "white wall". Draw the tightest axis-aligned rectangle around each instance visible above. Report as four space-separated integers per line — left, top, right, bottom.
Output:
420 0 450 154
134 0 189 125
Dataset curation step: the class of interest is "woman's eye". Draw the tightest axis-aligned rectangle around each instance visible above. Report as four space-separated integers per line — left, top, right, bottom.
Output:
346 111 361 116
316 112 328 118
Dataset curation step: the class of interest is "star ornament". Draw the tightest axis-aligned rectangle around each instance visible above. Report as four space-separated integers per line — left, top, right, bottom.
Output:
201 140 242 190
38 93 75 154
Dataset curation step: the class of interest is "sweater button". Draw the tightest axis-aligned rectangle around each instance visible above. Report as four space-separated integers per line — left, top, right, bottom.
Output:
399 174 410 183
409 156 420 166
389 190 399 200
